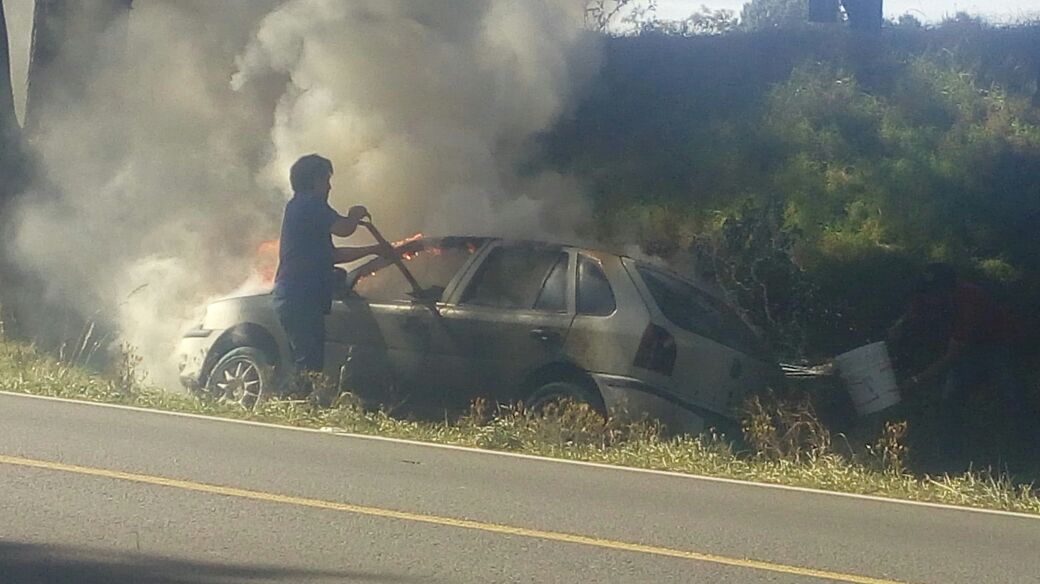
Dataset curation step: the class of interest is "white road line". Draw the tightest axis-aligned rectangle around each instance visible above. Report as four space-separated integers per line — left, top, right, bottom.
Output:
2 390 1037 522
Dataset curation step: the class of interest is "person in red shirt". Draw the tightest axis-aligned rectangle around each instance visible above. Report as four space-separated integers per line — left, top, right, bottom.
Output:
888 264 1028 460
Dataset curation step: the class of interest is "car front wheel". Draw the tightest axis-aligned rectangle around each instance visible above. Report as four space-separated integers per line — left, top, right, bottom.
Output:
205 347 273 410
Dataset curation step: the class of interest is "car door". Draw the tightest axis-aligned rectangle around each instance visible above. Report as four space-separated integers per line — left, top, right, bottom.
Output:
326 238 482 405
425 242 576 410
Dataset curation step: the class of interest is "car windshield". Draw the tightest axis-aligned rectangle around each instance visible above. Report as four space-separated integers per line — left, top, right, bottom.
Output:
353 238 482 302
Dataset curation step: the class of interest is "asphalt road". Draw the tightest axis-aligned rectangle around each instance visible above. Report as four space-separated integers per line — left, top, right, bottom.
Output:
1 392 1038 584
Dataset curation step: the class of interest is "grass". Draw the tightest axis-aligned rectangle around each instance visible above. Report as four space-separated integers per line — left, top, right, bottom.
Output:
1 340 1037 515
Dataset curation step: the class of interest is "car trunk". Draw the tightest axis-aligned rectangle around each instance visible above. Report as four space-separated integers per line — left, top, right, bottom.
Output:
624 259 782 417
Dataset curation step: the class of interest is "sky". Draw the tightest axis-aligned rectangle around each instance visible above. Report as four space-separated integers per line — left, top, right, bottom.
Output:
656 0 1040 22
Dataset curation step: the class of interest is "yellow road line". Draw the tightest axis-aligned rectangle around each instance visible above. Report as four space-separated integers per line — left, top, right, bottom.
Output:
0 454 909 584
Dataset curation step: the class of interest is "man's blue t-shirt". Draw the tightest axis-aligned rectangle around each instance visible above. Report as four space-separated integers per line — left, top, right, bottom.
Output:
273 193 338 313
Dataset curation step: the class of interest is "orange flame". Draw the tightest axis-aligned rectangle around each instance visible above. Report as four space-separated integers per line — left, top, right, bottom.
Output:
396 233 426 261
256 239 280 286
394 232 424 247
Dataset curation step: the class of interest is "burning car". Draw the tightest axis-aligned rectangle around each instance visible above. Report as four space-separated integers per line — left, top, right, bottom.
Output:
177 236 782 433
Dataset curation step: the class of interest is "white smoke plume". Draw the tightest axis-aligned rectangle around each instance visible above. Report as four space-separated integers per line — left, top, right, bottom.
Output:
9 0 599 388
233 0 599 237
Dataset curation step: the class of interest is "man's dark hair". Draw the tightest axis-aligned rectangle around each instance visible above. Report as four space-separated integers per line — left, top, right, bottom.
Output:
290 154 334 193
918 263 957 294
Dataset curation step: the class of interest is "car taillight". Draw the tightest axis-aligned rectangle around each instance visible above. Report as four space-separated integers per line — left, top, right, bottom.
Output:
634 324 676 376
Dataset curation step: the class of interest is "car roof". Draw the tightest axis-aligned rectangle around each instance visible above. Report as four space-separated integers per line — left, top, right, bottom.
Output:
347 235 633 287
417 235 631 259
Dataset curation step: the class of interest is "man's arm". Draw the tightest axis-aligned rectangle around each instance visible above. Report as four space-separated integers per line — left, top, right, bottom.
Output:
333 244 387 264
908 339 967 386
330 205 370 237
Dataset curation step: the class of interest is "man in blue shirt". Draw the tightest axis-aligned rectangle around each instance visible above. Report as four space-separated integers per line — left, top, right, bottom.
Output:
273 154 387 395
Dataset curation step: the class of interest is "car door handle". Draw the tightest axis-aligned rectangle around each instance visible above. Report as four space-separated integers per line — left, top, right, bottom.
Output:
530 328 560 343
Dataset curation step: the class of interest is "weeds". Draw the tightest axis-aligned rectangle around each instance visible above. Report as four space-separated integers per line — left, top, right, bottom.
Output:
741 392 832 462
108 343 144 397
866 421 910 475
0 339 1037 515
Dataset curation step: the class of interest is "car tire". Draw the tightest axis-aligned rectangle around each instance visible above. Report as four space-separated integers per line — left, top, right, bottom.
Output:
526 381 607 418
205 347 273 410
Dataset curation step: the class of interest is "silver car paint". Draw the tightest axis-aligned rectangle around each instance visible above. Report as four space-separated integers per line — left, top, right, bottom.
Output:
177 238 779 432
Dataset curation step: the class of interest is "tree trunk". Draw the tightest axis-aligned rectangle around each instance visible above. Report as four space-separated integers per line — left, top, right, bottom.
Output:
24 0 62 133
0 0 21 191
25 0 131 134
0 0 25 336
8 0 130 343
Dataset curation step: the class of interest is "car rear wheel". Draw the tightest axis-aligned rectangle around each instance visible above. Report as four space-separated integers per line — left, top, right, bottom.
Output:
205 347 273 410
526 381 607 418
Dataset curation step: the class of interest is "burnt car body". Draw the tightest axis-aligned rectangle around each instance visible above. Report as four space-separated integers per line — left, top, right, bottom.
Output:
177 236 782 433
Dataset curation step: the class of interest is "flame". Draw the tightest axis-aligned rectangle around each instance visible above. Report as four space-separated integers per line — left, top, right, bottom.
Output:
394 232 424 247
396 232 426 262
255 239 280 286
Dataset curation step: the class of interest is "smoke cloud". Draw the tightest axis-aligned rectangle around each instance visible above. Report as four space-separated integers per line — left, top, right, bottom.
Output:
9 0 600 388
233 0 599 237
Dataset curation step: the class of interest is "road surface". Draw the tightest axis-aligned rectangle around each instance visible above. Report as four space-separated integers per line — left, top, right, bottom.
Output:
1 392 1038 583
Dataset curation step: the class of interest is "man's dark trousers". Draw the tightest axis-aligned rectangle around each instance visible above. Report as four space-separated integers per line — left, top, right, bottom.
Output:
273 296 325 377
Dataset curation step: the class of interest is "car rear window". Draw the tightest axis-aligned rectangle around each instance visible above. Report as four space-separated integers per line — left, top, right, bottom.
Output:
354 240 474 302
462 247 568 311
577 256 616 316
636 264 766 356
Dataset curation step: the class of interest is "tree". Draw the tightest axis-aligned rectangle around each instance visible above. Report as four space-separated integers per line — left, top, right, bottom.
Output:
655 6 740 36
0 0 26 333
0 0 26 211
0 0 20 198
893 14 923 29
740 0 809 31
586 0 657 32
25 0 132 133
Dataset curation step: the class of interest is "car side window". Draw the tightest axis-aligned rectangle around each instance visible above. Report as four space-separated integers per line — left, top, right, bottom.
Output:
354 242 472 302
637 265 765 355
637 266 725 339
461 247 564 310
533 254 569 313
577 256 616 316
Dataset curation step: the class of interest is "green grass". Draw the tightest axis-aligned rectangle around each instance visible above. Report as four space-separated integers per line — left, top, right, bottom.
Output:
1 340 1037 515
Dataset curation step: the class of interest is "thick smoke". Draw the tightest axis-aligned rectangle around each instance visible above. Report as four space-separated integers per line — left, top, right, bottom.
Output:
10 0 599 387
233 0 598 237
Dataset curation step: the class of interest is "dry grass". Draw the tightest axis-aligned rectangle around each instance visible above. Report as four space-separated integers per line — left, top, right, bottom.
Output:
0 340 1037 515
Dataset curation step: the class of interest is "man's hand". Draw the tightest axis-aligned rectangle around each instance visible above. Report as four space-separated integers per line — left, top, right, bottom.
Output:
376 241 399 258
332 205 371 237
347 205 370 223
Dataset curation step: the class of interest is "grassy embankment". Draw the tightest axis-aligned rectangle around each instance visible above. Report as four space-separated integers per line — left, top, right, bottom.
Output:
1 339 1036 515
